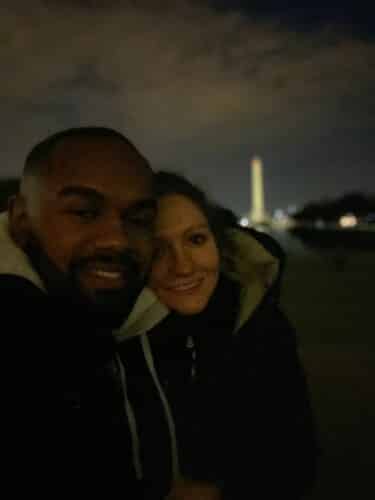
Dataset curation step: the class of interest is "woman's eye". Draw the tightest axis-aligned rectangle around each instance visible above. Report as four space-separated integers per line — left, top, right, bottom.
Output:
189 233 207 245
126 210 156 230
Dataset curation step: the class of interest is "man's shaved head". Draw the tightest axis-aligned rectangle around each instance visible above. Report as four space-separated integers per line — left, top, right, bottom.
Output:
22 126 151 183
20 126 152 212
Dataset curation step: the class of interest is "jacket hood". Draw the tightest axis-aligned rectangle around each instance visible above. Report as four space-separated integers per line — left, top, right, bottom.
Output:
0 211 167 337
114 227 280 341
113 288 169 342
223 227 280 332
0 212 45 290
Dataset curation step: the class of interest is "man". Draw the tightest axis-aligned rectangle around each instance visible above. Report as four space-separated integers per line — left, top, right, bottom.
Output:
7 127 155 324
0 127 156 497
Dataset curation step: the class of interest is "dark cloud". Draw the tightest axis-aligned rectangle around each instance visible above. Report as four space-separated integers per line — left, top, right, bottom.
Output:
0 0 374 212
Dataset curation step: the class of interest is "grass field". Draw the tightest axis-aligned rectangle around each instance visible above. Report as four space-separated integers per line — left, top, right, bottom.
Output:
278 239 375 499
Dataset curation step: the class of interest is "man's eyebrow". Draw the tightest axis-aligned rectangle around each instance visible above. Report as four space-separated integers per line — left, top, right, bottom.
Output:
58 186 156 212
126 199 157 213
58 186 104 202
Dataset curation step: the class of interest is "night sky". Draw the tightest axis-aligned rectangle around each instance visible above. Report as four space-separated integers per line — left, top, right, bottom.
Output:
1 1 374 214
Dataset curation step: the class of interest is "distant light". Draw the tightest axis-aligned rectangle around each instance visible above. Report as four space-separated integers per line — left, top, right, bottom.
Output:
314 218 326 229
274 209 286 220
339 213 358 228
287 204 298 215
239 216 249 227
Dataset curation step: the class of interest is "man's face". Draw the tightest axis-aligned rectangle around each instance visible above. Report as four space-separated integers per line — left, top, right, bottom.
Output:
13 137 156 322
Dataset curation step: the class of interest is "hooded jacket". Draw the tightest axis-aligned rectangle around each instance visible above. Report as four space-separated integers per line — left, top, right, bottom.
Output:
0 212 318 499
0 212 144 497
112 226 318 498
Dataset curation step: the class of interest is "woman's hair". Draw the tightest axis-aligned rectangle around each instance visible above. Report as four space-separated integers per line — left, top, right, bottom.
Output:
154 170 238 267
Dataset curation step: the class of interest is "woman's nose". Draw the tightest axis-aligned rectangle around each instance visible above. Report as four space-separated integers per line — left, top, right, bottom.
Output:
172 248 193 275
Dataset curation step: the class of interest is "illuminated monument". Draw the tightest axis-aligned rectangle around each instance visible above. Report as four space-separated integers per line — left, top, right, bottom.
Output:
249 156 270 225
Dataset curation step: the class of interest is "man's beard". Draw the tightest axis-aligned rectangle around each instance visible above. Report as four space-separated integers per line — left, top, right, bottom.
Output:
24 235 148 329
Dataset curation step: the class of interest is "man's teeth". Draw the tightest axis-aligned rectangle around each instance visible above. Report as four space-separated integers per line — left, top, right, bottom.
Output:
92 270 122 279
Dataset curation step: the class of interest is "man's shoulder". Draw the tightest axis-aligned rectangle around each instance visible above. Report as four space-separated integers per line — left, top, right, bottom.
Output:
0 274 46 299
0 274 49 326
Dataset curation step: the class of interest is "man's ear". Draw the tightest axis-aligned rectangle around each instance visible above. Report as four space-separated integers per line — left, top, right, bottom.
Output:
8 194 31 248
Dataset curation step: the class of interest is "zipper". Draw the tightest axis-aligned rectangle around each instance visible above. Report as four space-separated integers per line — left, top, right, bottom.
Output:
186 335 197 380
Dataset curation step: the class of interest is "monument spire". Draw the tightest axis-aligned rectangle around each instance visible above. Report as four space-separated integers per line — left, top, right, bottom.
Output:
249 156 269 225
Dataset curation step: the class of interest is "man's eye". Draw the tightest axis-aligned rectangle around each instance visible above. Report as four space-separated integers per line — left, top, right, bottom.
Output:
127 214 155 229
189 233 207 245
153 245 165 260
130 217 150 226
69 209 98 220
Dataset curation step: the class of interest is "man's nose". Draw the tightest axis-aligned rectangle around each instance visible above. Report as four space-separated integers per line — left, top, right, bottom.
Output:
94 216 129 252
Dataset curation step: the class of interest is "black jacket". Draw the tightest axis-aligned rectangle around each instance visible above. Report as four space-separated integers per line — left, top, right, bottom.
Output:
0 213 318 499
0 274 143 497
114 226 319 499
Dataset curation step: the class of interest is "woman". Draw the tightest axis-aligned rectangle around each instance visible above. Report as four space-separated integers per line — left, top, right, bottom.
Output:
115 172 318 500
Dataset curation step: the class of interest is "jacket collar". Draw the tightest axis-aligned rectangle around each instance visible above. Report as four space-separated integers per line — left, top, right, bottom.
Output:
0 212 46 290
222 228 279 332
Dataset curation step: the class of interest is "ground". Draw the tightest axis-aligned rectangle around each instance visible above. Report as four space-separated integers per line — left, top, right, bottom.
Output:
278 235 375 499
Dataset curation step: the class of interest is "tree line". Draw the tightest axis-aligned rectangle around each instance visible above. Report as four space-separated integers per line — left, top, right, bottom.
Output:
294 192 375 222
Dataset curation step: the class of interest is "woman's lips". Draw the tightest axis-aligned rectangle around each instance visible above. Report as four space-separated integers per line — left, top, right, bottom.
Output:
164 278 203 292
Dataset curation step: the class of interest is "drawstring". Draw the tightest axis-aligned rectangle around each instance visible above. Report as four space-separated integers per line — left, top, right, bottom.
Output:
115 353 143 480
140 334 181 482
115 335 181 483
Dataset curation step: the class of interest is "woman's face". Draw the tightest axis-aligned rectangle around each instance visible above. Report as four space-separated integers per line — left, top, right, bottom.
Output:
150 194 220 315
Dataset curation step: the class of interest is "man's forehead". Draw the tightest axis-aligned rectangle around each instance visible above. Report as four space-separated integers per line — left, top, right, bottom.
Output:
33 138 153 207
46 136 152 182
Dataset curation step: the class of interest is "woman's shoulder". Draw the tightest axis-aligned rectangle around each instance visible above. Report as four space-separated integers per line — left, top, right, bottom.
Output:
236 299 298 352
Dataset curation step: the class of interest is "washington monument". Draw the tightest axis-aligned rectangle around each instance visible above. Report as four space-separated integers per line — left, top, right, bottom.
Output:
249 156 270 225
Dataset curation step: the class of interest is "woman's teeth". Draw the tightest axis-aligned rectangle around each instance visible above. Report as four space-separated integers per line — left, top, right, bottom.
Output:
168 280 201 291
